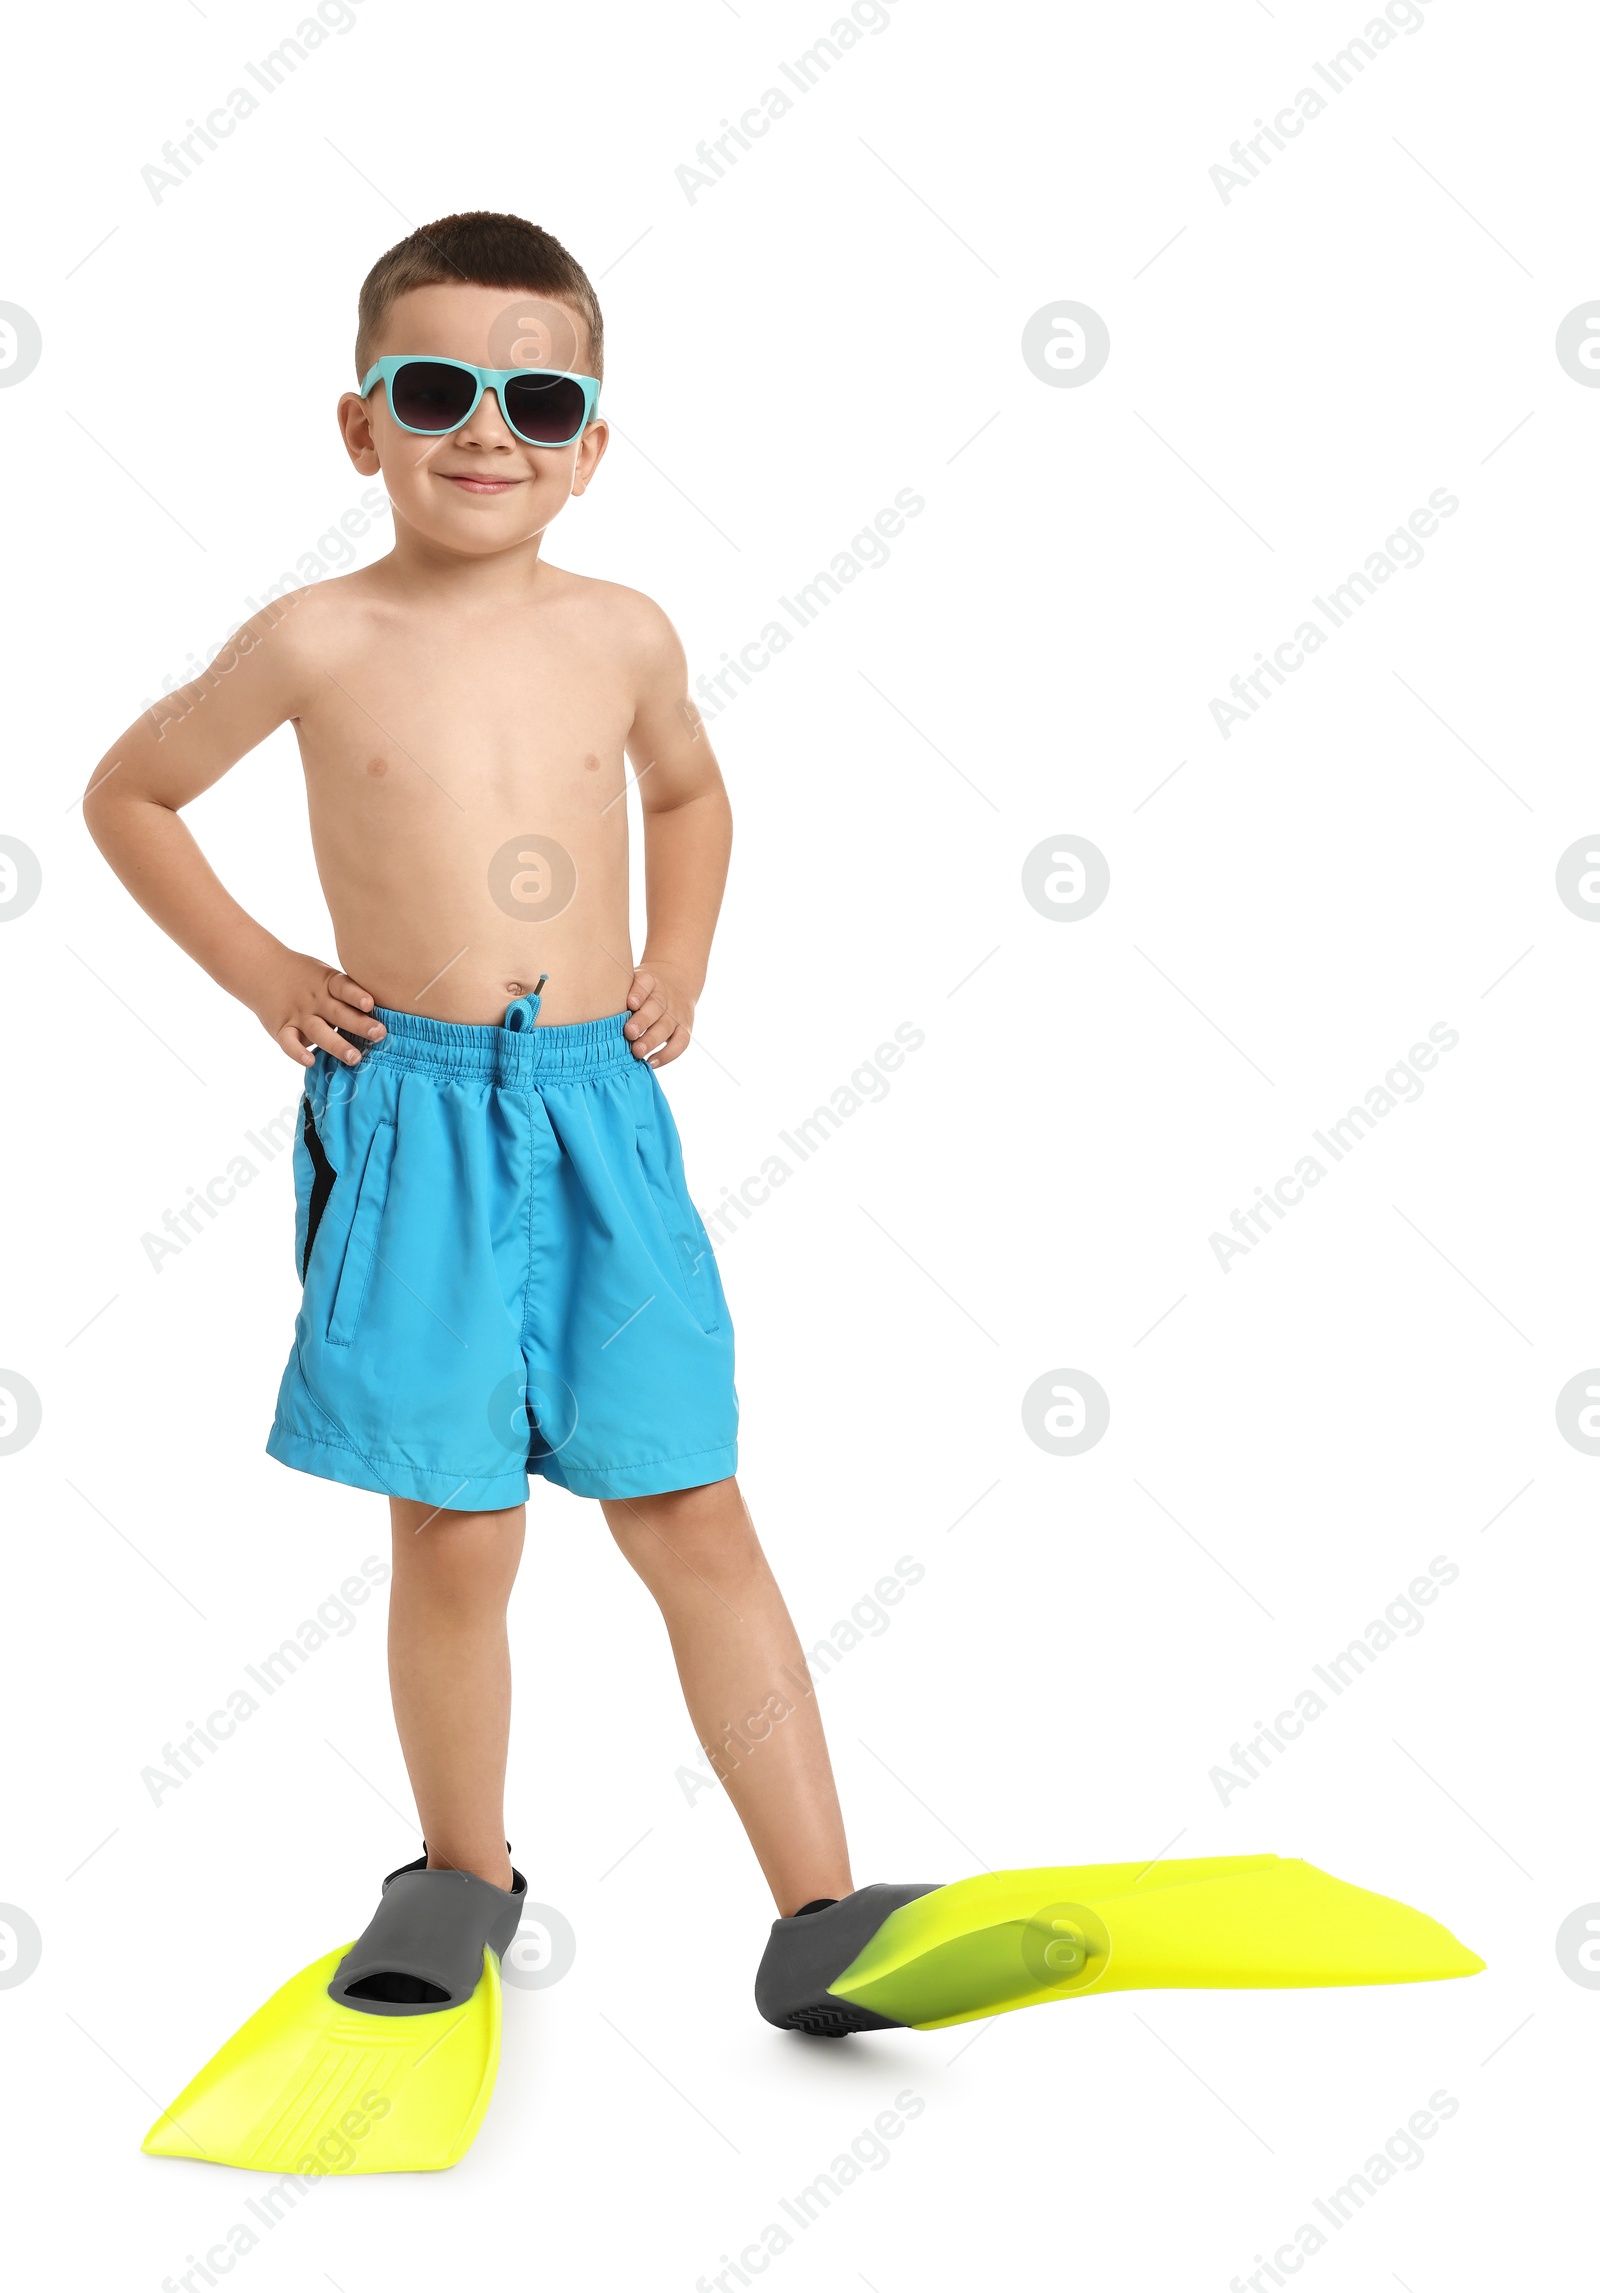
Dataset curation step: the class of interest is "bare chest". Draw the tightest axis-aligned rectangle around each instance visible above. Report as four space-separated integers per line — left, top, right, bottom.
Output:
295 615 635 821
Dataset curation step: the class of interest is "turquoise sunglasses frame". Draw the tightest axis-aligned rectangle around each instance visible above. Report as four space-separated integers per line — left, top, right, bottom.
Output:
358 355 601 447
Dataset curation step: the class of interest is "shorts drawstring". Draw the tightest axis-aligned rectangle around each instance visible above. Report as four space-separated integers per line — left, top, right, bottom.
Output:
501 973 549 1032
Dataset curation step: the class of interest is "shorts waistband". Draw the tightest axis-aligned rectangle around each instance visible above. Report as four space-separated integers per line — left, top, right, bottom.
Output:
352 1005 637 1084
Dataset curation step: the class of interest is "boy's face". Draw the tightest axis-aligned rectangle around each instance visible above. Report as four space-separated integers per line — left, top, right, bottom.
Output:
338 281 607 556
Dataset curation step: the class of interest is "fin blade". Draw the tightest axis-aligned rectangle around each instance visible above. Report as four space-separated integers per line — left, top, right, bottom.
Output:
827 1858 1485 2030
141 1945 500 2174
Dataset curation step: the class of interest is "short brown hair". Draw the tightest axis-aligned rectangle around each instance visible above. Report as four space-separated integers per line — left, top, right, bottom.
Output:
355 211 604 381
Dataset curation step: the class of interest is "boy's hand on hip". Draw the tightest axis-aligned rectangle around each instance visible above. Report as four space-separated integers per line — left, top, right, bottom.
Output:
624 966 695 1066
254 951 387 1068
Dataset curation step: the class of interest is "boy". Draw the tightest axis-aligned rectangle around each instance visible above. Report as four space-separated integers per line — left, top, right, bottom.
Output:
95 213 1482 2175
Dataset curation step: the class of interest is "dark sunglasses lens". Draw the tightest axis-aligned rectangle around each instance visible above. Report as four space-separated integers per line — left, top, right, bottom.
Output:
387 361 477 432
503 372 587 444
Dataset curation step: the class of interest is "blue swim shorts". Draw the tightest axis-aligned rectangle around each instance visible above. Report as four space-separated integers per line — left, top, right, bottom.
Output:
266 992 737 1510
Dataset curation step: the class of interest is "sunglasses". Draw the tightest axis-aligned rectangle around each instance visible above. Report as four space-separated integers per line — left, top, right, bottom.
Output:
359 356 601 448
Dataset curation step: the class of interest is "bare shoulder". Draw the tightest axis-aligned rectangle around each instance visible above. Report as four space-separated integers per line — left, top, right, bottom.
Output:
236 565 400 710
267 561 400 649
539 565 683 670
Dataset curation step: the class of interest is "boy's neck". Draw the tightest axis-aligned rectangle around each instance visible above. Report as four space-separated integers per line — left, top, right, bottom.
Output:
379 513 554 603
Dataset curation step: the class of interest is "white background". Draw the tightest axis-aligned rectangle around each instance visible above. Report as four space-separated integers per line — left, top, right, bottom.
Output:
0 0 1591 2285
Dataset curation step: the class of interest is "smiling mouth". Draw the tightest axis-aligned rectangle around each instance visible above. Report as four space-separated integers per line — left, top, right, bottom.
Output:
438 474 522 493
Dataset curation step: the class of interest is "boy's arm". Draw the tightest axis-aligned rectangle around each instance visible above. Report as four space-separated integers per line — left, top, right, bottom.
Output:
621 604 733 1066
82 603 383 1069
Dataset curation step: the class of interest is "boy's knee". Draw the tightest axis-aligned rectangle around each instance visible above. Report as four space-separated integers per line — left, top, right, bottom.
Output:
608 1478 753 1569
391 1500 524 1586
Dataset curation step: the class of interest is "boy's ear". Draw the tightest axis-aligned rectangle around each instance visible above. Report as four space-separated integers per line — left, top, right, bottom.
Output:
569 415 609 500
337 391 382 476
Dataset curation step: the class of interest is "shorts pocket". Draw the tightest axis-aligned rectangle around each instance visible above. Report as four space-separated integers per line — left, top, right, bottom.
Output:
295 1094 337 1283
326 1118 396 1347
635 1108 722 1335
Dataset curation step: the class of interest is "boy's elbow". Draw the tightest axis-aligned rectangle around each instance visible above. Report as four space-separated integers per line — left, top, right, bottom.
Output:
81 770 121 848
82 758 155 852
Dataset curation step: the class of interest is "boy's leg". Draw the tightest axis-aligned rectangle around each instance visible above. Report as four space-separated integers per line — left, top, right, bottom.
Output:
387 1497 524 1889
601 1477 853 1916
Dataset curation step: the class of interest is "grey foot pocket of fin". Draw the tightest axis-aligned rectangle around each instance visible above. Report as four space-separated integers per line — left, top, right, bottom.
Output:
330 1863 528 2018
754 1883 941 2036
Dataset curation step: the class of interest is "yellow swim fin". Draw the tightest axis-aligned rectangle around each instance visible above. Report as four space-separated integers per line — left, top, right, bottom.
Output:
756 1856 1485 2035
142 1857 524 2175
